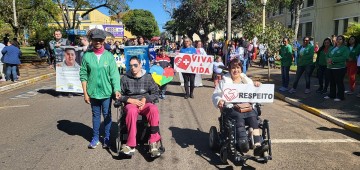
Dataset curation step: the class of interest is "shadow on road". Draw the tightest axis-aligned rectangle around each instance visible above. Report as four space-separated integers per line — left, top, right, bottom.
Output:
317 127 360 140
353 152 360 156
169 126 226 167
38 89 58 97
57 120 92 142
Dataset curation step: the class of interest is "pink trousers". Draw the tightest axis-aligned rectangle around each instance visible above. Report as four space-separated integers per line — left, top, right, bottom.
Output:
125 103 161 147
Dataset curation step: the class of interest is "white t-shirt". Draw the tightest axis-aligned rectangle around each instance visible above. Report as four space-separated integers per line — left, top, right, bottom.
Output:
236 47 245 60
96 54 102 63
213 61 224 74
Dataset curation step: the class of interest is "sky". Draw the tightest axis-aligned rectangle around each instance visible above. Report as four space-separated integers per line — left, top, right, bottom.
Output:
99 0 174 32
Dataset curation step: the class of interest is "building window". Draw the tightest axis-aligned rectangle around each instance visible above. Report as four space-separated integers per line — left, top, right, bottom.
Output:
334 20 339 35
279 3 284 14
344 18 349 33
307 0 314 7
298 23 303 38
305 22 312 36
354 17 358 23
336 0 341 3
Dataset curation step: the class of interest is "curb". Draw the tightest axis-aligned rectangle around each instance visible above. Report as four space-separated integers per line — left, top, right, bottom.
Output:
274 92 360 135
0 73 55 92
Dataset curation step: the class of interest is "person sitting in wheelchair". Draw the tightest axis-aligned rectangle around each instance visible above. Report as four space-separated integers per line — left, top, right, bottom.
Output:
212 58 269 156
118 56 161 157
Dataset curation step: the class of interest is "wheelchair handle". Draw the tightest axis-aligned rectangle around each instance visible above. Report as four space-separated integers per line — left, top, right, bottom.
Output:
114 99 122 108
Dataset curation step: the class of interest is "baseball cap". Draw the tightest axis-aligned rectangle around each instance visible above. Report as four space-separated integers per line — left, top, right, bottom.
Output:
89 29 106 40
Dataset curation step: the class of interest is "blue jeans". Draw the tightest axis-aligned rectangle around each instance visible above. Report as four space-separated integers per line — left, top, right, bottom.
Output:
37 49 47 58
292 65 312 89
6 64 17 81
90 98 112 141
281 66 290 88
241 58 248 74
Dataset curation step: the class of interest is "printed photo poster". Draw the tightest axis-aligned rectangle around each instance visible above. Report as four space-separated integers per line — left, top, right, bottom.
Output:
222 84 275 103
174 53 214 75
124 46 150 73
56 46 83 93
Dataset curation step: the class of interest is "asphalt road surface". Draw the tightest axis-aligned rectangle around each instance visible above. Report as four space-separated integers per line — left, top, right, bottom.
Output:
0 76 359 170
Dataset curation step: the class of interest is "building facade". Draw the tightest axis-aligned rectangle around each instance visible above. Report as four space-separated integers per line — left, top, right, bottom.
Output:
269 0 360 43
49 8 135 41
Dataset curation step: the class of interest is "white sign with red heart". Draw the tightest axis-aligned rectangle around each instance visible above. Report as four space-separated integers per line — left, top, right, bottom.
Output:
174 53 214 75
222 84 275 103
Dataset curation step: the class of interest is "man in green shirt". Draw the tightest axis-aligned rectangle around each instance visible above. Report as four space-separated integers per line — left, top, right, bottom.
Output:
277 37 293 91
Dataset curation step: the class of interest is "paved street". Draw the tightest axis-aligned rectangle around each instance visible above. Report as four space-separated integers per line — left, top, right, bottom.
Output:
0 75 359 170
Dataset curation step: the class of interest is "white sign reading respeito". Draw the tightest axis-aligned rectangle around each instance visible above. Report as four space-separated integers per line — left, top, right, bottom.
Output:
222 84 275 103
174 53 214 75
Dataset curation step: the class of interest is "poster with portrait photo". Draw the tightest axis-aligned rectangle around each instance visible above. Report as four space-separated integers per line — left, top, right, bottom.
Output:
56 46 83 93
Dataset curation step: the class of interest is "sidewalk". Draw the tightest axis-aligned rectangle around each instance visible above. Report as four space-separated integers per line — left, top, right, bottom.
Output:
246 64 360 132
0 63 55 92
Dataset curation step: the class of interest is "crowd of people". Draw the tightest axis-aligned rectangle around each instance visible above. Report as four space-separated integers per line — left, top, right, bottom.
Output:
2 28 359 159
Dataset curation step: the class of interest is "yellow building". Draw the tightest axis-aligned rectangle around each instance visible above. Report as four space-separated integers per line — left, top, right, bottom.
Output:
49 8 135 41
268 0 360 43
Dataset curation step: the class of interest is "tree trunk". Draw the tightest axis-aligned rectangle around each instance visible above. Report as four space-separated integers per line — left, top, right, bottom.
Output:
293 0 302 40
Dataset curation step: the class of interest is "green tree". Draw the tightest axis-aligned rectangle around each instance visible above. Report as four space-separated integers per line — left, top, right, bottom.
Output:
345 23 360 39
121 9 160 39
0 0 59 39
170 0 227 43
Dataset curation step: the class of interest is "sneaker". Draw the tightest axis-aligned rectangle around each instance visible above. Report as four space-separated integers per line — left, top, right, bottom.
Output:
279 87 288 92
324 96 330 99
334 98 341 102
120 145 135 155
149 142 161 157
161 94 166 99
190 94 194 98
254 144 269 157
184 94 189 99
345 91 354 95
304 89 311 94
288 88 296 94
68 93 74 98
103 138 110 149
88 139 100 149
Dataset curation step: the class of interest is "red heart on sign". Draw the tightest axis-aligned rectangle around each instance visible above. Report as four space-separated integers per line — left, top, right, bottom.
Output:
175 55 191 70
223 88 238 102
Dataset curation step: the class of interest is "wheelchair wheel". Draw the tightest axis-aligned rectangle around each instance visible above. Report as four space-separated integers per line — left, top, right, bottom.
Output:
219 145 228 164
116 106 123 154
209 126 220 150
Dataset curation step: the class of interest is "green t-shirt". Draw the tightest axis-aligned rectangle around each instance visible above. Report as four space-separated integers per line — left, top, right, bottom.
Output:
279 44 293 66
316 46 332 66
348 44 360 61
298 44 314 66
327 45 350 69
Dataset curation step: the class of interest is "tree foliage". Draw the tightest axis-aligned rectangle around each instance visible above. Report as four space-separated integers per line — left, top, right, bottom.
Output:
48 0 130 30
344 23 360 39
0 0 59 38
121 9 160 39
168 0 227 43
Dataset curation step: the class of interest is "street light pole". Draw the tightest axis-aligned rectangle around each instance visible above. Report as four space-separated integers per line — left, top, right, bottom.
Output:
261 0 269 82
225 0 232 66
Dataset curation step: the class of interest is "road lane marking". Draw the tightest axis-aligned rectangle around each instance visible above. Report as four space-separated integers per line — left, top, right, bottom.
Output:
272 139 359 143
0 105 30 109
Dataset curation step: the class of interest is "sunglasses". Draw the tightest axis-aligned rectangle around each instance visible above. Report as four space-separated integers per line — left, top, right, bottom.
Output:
129 64 139 68
304 40 309 42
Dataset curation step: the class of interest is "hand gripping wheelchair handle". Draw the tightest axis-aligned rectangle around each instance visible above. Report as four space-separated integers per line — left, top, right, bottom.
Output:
114 99 122 108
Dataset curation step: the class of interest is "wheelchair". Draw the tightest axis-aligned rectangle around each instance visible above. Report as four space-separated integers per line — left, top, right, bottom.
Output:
113 100 165 158
208 103 272 166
